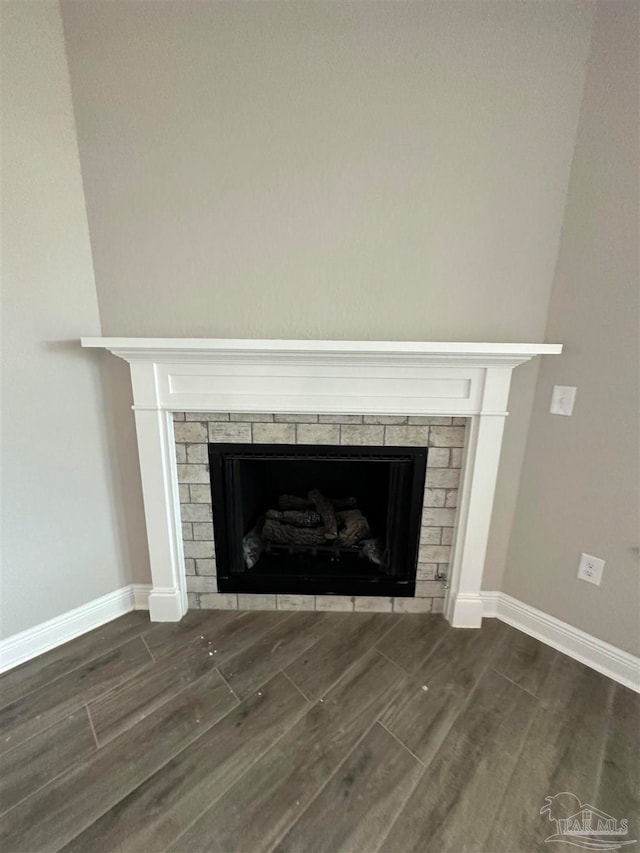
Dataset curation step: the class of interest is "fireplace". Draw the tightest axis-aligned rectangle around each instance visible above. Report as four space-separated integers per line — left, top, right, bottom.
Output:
80 337 562 625
210 443 427 597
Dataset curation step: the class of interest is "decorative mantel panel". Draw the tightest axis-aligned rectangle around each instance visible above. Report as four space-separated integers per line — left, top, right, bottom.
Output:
81 338 562 627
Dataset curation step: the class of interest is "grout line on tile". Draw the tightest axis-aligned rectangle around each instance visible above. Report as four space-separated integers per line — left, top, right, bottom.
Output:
373 647 413 677
377 719 425 767
85 704 100 750
216 668 240 703
488 668 542 701
280 669 313 703
141 634 156 665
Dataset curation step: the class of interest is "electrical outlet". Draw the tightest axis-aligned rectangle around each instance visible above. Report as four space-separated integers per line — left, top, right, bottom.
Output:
550 385 577 416
577 553 605 586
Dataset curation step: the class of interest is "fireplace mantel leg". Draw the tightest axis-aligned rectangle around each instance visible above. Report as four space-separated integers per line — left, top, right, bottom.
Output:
445 367 511 628
133 406 187 621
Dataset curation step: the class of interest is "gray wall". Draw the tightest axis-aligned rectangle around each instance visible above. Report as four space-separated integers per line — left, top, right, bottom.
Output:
61 0 592 343
4 1 636 654
504 1 640 655
0 1 130 637
61 0 593 591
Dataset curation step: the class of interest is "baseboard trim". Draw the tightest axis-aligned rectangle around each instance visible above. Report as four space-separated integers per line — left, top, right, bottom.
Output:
480 591 640 693
0 584 152 674
448 593 484 628
2 584 636 690
131 584 152 611
148 586 186 622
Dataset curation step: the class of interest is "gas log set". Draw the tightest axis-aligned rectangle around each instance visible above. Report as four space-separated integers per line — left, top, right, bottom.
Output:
242 491 385 570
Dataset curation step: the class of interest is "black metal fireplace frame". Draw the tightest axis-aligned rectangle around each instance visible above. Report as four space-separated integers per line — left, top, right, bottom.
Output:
209 443 427 597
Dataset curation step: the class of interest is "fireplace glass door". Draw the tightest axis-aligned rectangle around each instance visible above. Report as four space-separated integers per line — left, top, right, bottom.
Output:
209 443 426 597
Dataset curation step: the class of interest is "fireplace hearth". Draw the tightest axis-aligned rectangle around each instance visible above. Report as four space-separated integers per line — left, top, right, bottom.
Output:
210 443 427 597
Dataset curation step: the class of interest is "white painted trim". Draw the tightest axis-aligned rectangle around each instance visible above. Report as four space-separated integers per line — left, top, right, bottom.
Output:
449 593 486 628
480 591 640 693
81 338 563 360
147 587 184 622
0 584 152 674
131 400 187 622
479 591 502 618
131 584 152 611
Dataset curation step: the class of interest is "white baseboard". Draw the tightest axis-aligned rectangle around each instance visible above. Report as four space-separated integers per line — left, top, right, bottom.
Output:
448 593 484 628
480 591 640 693
0 584 152 674
131 584 152 611
480 591 502 619
148 586 187 622
2 584 637 692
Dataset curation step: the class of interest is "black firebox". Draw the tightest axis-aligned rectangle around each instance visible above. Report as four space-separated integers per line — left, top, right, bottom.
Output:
209 443 426 597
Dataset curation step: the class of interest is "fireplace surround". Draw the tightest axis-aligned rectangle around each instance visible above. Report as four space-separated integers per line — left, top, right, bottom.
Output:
81 338 562 627
175 412 465 613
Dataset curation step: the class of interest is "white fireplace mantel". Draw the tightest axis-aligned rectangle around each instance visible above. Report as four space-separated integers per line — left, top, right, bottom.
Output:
82 337 562 627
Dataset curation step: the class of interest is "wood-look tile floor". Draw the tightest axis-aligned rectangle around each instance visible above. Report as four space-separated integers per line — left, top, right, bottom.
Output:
0 609 637 852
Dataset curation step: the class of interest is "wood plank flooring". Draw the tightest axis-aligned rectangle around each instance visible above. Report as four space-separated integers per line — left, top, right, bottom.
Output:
0 610 637 853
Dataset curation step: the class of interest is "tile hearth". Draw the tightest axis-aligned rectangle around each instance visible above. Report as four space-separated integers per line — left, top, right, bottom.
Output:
174 412 466 613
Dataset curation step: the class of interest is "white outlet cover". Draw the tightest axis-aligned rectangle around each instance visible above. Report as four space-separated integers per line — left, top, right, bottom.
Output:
577 553 605 586
550 385 577 416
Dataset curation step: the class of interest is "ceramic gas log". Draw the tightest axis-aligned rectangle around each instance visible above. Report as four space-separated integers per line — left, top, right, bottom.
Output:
262 491 370 546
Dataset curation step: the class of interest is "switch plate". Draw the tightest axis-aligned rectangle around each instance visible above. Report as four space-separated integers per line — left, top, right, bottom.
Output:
577 553 605 586
550 385 577 416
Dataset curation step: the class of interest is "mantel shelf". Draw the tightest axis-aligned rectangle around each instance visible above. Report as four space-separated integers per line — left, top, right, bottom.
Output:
82 337 562 366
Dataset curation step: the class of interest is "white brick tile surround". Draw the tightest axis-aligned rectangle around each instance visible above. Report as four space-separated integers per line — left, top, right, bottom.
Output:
174 412 465 613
